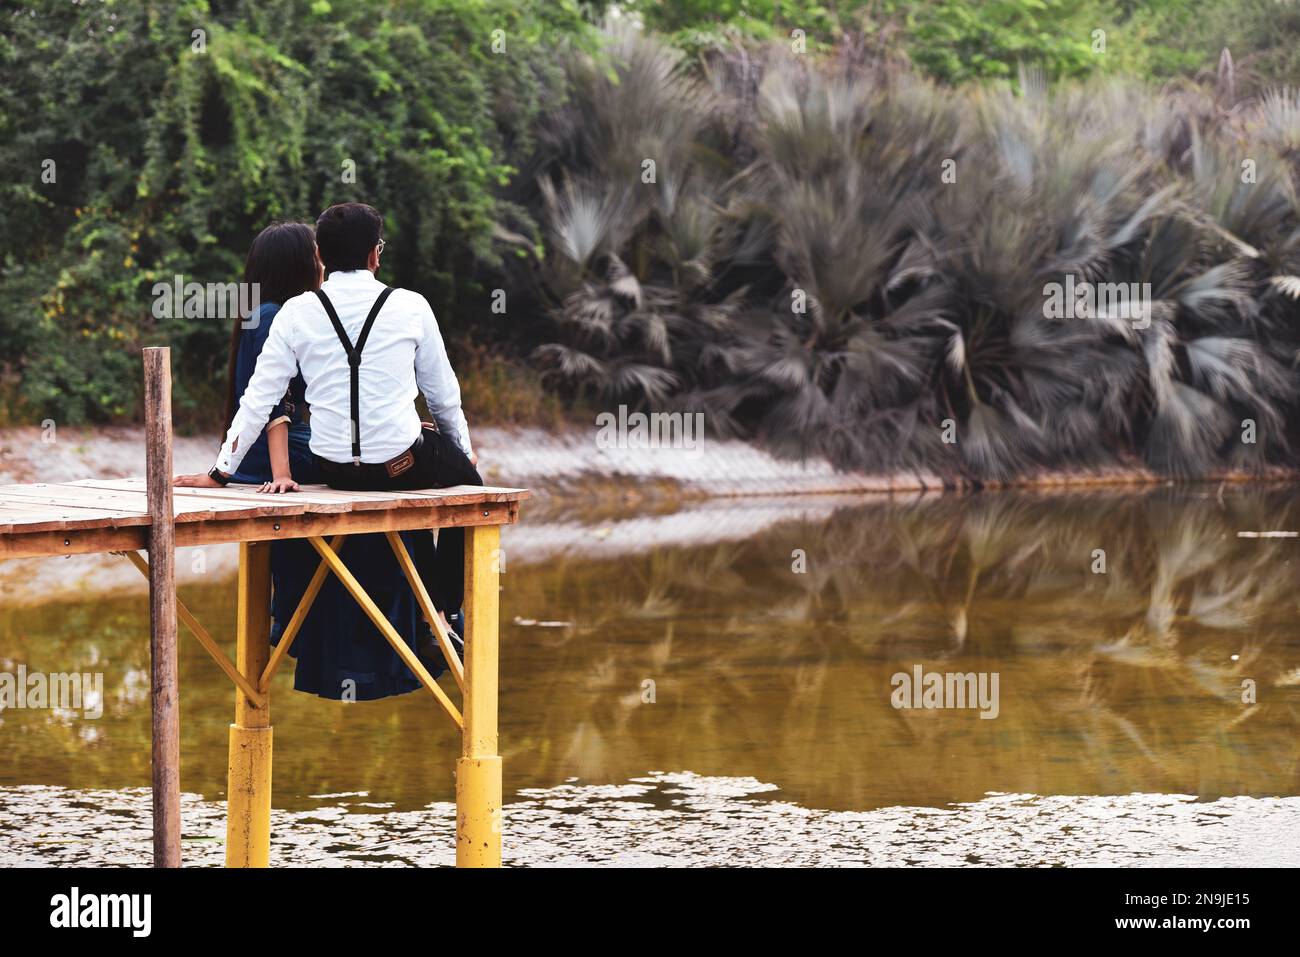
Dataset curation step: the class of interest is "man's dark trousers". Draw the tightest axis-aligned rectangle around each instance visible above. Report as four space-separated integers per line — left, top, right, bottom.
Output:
316 424 483 614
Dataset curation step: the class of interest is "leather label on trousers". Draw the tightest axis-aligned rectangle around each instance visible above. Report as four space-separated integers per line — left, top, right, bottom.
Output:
386 450 415 478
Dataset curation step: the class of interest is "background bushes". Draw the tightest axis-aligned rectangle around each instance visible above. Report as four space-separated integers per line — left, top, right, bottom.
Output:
5 1 1300 480
523 26 1300 479
1 0 589 427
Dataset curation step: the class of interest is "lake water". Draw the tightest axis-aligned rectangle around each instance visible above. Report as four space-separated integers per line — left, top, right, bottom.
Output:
2 485 1299 866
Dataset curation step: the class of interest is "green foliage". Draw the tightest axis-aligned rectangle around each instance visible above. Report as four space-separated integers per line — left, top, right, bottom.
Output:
8 1 1300 485
1116 0 1300 88
1 0 594 427
900 0 1103 83
632 0 1300 88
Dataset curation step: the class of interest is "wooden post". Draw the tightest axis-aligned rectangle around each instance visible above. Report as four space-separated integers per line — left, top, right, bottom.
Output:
143 346 181 868
226 541 273 867
457 524 502 867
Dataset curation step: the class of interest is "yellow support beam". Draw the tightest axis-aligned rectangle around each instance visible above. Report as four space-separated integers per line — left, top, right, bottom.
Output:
121 550 266 709
226 542 273 867
215 521 509 867
457 524 501 868
384 531 466 695
306 536 464 730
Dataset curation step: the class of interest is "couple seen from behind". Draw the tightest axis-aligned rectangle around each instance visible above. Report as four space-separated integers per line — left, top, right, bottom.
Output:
175 203 481 701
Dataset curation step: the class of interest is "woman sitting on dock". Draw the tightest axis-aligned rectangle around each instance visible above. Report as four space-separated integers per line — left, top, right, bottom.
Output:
175 222 457 699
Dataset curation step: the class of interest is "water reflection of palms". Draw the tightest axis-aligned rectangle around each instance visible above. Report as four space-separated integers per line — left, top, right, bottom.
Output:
510 487 1300 810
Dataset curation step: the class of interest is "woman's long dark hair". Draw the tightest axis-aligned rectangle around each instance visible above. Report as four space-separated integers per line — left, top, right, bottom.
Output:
224 222 320 428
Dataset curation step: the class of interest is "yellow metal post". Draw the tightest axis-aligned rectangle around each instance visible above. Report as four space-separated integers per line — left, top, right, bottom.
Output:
226 541 273 867
457 524 501 867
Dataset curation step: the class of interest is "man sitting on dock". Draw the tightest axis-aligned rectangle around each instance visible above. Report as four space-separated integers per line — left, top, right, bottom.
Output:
205 202 483 639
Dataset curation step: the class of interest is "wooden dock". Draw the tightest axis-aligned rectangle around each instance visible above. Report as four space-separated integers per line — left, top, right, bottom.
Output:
0 348 530 867
0 477 526 559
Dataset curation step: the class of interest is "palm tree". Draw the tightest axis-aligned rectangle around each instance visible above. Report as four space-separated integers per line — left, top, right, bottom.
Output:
528 20 731 409
514 27 1300 480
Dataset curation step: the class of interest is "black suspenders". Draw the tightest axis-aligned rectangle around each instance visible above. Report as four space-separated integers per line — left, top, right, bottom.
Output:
314 286 395 464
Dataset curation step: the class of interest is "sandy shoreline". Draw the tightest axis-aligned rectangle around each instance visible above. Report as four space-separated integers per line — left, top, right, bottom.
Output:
3 423 1295 497
0 425 1295 606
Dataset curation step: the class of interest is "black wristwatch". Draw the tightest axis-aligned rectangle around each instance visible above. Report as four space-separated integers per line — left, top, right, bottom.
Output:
208 466 231 486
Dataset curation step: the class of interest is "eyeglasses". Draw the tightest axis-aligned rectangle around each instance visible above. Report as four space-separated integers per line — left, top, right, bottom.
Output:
376 239 386 255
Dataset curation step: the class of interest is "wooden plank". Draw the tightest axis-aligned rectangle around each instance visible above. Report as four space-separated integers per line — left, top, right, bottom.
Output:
174 500 520 548
68 480 326 521
0 525 147 559
0 487 146 512
4 481 301 523
73 478 355 513
0 481 143 502
177 488 353 512
0 485 156 522
67 478 529 516
0 500 150 533
190 483 531 510
83 478 530 504
0 489 143 510
162 484 530 516
0 490 525 558
347 484 530 505
70 476 529 503
0 500 521 559
144 346 181 869
0 499 140 519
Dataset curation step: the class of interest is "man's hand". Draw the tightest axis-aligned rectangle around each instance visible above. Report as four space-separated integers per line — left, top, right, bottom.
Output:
175 472 222 488
470 451 479 468
258 476 300 494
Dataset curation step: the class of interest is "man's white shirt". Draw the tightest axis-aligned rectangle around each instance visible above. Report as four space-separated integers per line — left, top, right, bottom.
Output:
215 269 472 475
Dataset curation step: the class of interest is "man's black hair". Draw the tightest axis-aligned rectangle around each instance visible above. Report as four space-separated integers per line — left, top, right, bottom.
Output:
315 203 383 273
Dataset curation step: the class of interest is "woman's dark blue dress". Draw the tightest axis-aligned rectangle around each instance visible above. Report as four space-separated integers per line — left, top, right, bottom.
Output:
230 301 438 700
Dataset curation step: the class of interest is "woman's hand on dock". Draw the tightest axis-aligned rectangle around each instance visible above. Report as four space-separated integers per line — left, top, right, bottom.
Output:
258 476 300 494
174 473 222 488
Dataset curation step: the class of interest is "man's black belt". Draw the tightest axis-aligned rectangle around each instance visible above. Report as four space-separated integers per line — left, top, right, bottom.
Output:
317 434 421 481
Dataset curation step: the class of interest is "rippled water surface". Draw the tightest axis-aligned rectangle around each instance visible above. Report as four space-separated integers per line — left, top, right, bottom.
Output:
2 486 1299 866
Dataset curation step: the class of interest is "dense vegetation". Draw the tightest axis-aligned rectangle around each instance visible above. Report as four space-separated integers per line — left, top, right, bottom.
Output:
6 1 1300 480
634 0 1300 88
522 27 1300 478
1 0 588 424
